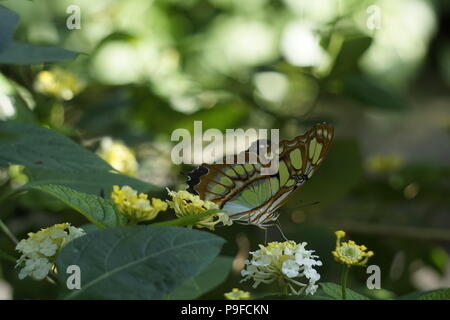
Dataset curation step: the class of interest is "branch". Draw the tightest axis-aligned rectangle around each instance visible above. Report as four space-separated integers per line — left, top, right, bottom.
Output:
320 219 450 242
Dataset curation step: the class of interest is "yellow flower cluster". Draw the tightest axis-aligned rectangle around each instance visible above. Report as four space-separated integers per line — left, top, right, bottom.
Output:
34 67 83 100
166 189 232 230
16 223 85 280
224 288 250 300
111 186 232 229
111 185 168 222
332 230 374 267
97 138 138 177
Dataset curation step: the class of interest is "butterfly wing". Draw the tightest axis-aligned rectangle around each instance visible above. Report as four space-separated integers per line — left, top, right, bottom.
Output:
185 123 334 226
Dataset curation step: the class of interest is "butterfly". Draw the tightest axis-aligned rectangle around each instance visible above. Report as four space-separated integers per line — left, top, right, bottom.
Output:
185 123 334 228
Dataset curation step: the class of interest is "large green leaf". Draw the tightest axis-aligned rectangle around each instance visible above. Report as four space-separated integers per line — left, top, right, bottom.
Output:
30 184 126 228
0 121 111 171
168 256 233 299
259 288 333 300
56 226 225 300
0 41 78 65
418 288 450 300
320 282 370 300
0 5 19 53
24 168 158 197
397 289 447 300
0 121 158 197
0 5 78 65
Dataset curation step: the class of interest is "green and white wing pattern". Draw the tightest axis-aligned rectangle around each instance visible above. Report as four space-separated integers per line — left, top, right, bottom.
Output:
185 123 334 227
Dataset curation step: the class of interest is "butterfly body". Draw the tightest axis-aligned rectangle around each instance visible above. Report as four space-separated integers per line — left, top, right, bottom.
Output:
185 123 334 228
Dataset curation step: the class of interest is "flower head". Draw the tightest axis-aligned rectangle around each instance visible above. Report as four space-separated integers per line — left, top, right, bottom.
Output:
166 189 232 230
112 185 167 222
241 241 322 295
332 230 374 267
224 288 250 300
34 67 84 100
98 138 138 177
16 223 85 280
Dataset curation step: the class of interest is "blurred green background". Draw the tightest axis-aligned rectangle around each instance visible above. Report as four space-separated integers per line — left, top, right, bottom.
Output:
0 0 450 299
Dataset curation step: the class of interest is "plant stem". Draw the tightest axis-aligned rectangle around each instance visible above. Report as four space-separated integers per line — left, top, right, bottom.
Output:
0 218 18 245
341 264 350 300
279 279 289 296
0 249 17 263
311 217 450 242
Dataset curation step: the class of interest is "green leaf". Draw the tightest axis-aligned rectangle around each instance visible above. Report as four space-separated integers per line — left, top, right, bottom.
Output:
258 288 334 300
56 226 225 300
0 121 111 171
419 288 450 300
397 288 450 300
168 256 233 300
255 285 337 300
24 168 158 197
0 5 19 53
0 121 159 198
397 290 429 300
328 34 372 78
79 224 101 234
320 282 370 300
343 75 408 111
29 184 126 228
0 5 78 64
0 41 79 65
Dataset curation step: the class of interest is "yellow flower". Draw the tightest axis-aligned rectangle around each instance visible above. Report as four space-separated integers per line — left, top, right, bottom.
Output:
166 189 232 230
34 67 83 100
111 185 167 222
332 230 374 267
224 288 250 300
97 138 138 177
16 223 85 280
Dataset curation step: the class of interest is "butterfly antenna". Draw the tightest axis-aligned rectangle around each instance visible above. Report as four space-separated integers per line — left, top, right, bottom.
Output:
275 220 288 241
289 201 320 210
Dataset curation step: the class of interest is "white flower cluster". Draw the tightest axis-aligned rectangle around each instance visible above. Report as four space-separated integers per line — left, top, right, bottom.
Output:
241 241 322 295
16 223 85 280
